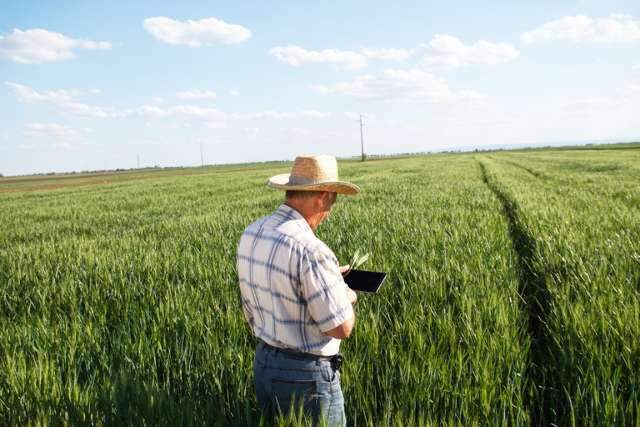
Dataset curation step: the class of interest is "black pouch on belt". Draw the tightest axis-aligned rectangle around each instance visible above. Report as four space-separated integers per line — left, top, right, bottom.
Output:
330 353 343 371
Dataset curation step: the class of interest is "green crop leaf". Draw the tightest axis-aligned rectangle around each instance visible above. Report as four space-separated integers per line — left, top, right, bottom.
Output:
350 249 370 270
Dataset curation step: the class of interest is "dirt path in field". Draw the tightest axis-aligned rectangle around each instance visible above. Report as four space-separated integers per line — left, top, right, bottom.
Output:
479 160 559 426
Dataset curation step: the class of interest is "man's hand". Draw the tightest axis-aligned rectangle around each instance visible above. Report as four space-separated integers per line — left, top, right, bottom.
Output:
340 264 357 304
323 264 358 339
347 288 357 305
340 264 350 276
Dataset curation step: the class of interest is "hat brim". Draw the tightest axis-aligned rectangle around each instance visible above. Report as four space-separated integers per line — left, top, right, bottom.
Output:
267 173 360 195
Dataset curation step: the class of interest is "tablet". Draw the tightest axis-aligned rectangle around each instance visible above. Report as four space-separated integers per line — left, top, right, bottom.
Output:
344 269 387 293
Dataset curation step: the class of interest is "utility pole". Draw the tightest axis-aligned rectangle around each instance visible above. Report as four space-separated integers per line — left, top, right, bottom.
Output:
359 114 365 161
200 142 204 167
136 153 140 169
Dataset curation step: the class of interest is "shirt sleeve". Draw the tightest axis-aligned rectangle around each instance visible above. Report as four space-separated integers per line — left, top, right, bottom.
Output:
299 248 354 333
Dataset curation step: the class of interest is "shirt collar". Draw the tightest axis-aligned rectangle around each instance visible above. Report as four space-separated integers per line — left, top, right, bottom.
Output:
276 203 313 233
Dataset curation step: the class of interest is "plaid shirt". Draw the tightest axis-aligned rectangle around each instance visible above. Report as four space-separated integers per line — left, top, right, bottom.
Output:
237 204 354 356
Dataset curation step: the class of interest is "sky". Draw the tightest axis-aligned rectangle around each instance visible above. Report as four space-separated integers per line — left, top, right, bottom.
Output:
1 1 639 175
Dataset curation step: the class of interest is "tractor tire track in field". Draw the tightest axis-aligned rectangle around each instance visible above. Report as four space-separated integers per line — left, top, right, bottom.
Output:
503 160 547 179
478 160 558 425
487 156 547 179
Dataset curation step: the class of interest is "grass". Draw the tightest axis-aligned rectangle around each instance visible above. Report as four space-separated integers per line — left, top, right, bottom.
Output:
0 147 638 425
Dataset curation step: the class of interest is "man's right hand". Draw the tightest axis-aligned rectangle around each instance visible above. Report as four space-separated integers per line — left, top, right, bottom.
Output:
340 264 350 277
347 288 357 305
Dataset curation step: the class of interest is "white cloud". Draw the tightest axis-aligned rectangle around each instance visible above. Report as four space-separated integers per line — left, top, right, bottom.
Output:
24 123 82 139
234 111 333 120
343 112 362 121
563 97 623 113
5 81 73 103
120 104 336 125
522 14 640 44
176 89 217 100
269 45 367 68
5 81 110 118
23 123 91 150
269 45 415 67
625 82 640 91
423 34 519 66
555 90 638 129
314 68 483 102
143 16 251 46
230 88 240 96
5 81 339 127
171 105 225 120
360 48 413 61
63 102 109 118
633 64 640 71
0 28 111 64
119 105 172 119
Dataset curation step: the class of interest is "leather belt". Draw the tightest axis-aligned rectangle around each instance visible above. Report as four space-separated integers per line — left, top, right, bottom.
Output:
258 340 343 371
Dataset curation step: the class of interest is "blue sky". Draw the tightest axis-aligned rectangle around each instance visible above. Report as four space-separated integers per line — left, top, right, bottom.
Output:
1 0 639 175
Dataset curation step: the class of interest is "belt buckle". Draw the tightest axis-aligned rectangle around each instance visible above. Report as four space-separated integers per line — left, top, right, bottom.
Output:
330 353 343 371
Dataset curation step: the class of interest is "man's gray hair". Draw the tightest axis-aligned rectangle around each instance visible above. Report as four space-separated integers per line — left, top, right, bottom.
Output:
285 190 324 200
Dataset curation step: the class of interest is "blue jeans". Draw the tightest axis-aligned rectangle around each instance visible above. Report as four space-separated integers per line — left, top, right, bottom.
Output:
254 341 346 426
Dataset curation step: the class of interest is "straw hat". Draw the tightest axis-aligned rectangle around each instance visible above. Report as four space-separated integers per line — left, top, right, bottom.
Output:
267 155 360 195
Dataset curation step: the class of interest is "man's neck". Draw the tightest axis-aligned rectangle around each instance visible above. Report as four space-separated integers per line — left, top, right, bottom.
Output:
284 201 318 231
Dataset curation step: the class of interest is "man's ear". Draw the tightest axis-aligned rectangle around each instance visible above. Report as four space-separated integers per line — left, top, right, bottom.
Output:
320 191 337 210
312 192 326 210
311 192 326 209
320 191 334 208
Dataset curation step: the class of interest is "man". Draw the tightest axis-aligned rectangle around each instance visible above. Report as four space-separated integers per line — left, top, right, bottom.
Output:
237 154 360 426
